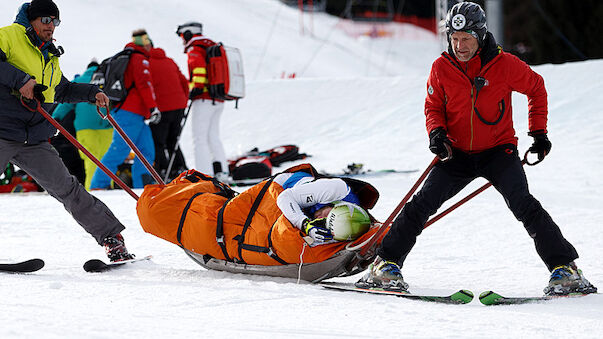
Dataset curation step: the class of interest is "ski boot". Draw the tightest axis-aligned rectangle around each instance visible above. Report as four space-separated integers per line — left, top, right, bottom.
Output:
102 234 135 262
356 256 409 292
543 262 597 296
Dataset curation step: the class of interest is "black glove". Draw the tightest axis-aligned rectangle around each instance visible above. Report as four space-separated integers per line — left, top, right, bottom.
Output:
146 108 161 125
189 88 203 100
33 84 47 103
429 127 452 160
302 218 333 243
528 131 552 161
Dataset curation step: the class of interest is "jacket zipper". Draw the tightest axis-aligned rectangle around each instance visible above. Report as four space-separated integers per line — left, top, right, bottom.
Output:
442 51 503 152
470 87 475 151
49 62 55 89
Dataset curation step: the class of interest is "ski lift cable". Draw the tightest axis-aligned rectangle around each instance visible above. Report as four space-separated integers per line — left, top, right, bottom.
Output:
253 3 283 80
298 5 350 77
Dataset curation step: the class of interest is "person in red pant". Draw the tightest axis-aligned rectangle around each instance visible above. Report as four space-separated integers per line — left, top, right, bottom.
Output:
357 2 596 296
149 46 189 180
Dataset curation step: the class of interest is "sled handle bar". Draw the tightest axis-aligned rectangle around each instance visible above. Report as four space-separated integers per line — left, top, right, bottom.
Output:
96 106 165 186
22 97 139 200
424 150 538 228
346 149 542 271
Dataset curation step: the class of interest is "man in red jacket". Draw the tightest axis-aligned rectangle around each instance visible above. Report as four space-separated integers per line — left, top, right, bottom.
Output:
149 46 189 180
358 2 596 296
176 22 228 182
90 29 160 189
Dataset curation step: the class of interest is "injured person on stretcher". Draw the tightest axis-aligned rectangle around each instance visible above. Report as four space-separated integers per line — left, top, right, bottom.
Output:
136 163 381 267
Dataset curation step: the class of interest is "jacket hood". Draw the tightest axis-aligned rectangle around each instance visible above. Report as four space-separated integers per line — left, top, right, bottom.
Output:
184 35 209 52
150 47 166 59
125 42 150 57
14 3 31 28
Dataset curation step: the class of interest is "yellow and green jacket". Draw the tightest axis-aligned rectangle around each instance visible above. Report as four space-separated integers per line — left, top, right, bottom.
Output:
0 3 101 144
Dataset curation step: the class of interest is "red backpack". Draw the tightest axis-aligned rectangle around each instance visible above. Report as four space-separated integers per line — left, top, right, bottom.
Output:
206 43 245 105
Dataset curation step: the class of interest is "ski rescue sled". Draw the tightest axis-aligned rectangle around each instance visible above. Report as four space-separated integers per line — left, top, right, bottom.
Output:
136 163 380 282
183 246 373 283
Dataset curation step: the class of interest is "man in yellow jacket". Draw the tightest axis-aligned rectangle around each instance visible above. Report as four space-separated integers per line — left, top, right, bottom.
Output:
0 0 135 262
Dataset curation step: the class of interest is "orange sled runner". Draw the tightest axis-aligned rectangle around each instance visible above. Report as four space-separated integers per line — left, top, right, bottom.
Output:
137 164 380 282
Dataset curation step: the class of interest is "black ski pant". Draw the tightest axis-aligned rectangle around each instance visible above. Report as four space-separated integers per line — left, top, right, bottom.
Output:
378 144 578 271
0 138 125 244
150 108 187 178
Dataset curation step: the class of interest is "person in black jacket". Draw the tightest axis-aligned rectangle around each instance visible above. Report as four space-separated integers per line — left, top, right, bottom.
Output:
0 0 134 262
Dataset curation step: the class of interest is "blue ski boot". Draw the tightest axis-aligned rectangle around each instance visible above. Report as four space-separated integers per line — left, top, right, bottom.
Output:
356 256 409 292
543 262 597 296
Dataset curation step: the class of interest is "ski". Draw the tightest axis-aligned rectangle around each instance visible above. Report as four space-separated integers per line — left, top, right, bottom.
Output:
321 282 473 304
83 255 152 273
0 258 45 273
321 163 418 178
479 290 597 305
229 167 419 187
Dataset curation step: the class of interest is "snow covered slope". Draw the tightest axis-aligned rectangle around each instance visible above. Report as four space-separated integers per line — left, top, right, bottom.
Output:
1 1 602 338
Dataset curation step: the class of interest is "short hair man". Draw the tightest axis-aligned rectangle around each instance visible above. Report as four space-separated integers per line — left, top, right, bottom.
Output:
358 2 596 296
0 0 134 262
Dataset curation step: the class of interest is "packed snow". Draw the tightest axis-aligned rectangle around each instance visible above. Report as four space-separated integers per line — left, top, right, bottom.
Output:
1 0 602 338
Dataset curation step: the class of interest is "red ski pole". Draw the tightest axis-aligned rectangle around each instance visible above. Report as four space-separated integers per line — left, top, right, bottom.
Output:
96 106 165 185
424 151 534 229
21 98 139 200
346 156 440 271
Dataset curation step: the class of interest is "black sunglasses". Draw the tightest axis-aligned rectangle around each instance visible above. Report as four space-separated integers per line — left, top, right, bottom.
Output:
40 16 60 26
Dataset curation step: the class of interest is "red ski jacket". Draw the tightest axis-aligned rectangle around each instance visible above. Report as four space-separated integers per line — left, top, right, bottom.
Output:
425 33 548 152
119 43 157 118
184 35 223 102
149 48 189 112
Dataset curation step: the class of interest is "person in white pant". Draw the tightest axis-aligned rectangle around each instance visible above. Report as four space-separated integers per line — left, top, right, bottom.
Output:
176 21 228 180
190 99 227 177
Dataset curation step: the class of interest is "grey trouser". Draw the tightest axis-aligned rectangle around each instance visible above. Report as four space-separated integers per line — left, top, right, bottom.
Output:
0 138 125 244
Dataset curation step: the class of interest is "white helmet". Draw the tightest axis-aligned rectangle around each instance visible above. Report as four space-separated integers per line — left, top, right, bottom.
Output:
326 202 371 241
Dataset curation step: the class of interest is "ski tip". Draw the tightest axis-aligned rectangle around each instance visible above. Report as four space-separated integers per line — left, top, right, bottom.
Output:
83 259 109 273
29 258 45 271
479 290 496 298
478 290 504 305
0 258 45 273
452 289 474 303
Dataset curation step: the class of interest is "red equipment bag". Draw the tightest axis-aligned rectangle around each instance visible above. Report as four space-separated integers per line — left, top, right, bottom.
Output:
206 43 245 102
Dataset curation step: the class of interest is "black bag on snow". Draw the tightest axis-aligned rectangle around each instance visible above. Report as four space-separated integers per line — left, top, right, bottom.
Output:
229 155 272 180
90 48 143 102
264 145 306 166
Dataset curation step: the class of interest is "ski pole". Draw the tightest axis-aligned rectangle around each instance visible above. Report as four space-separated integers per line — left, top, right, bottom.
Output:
21 98 139 200
345 156 440 271
424 150 535 229
164 100 192 182
96 106 165 185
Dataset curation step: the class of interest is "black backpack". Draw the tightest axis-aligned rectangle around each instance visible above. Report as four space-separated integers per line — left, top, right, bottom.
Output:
90 48 143 102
